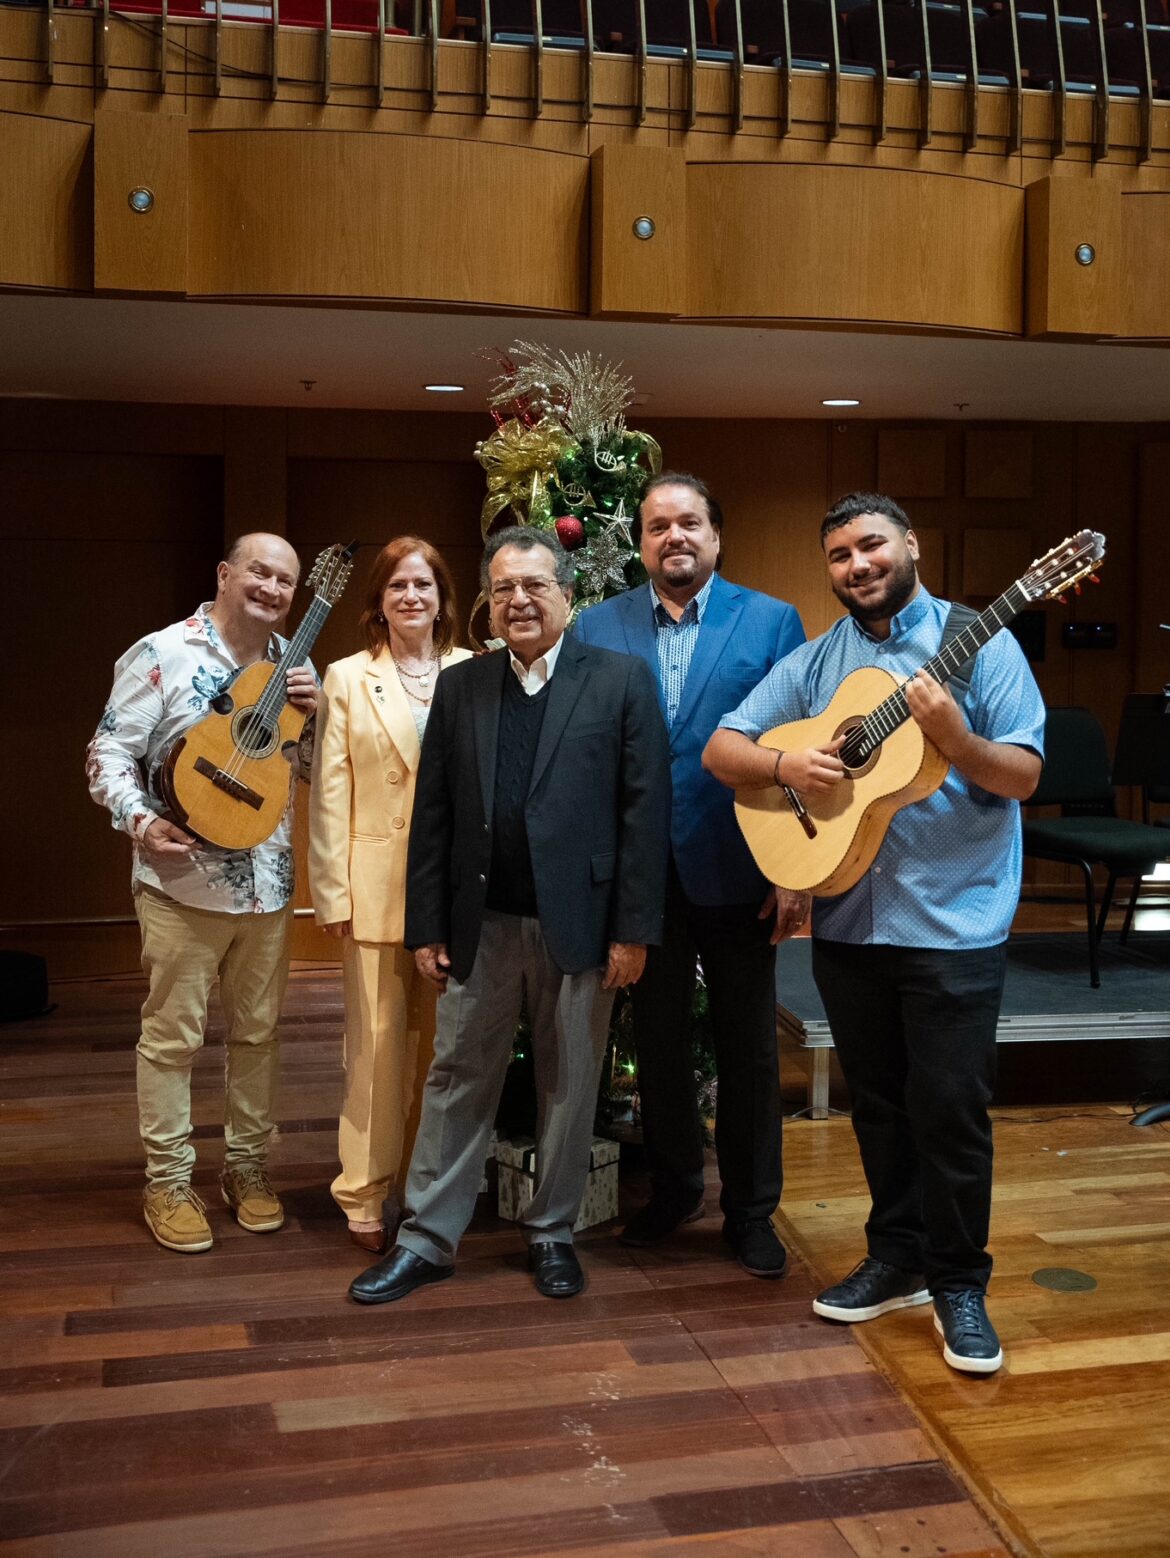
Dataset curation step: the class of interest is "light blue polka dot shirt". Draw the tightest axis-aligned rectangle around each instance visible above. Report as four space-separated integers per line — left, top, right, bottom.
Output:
719 588 1046 950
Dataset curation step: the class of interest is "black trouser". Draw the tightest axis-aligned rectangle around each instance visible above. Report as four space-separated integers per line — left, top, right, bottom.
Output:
811 938 1006 1295
631 862 781 1224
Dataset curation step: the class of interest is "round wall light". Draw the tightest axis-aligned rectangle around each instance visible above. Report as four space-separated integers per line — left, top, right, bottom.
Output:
1075 243 1096 266
632 216 656 240
822 398 861 408
128 187 155 214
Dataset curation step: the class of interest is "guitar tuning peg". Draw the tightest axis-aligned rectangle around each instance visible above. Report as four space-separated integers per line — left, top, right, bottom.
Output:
1074 583 1082 595
1089 574 1100 585
1056 594 1067 605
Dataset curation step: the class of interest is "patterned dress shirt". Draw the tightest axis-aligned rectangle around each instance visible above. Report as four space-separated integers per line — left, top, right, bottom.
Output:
719 588 1046 949
653 573 715 726
86 603 313 914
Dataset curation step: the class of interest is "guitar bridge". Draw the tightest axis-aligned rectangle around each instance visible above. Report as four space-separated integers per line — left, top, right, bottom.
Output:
193 756 264 812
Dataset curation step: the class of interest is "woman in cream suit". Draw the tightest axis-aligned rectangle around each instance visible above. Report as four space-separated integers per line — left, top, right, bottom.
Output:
309 536 471 1253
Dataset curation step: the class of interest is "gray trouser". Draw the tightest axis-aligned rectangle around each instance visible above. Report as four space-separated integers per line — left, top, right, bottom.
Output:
397 911 614 1266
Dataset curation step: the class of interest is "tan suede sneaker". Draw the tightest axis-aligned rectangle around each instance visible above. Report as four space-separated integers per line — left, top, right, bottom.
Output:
220 1163 284 1233
143 1183 213 1253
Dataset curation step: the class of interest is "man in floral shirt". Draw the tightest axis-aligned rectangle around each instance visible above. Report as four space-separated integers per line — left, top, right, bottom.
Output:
87 533 318 1253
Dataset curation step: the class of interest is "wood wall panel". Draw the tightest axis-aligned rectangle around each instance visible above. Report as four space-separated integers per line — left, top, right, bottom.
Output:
877 429 947 498
0 111 92 291
2 399 1165 971
93 109 189 295
2 452 222 925
186 132 589 311
1123 193 1170 340
225 408 288 540
965 429 1033 499
1025 176 1123 339
590 143 687 318
962 528 1035 597
685 165 1023 333
912 527 946 598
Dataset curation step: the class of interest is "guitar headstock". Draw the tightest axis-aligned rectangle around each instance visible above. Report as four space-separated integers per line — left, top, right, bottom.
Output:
1020 530 1107 603
306 541 358 604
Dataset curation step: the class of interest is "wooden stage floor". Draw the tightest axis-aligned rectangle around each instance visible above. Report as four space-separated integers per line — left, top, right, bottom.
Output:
1 968 1167 1556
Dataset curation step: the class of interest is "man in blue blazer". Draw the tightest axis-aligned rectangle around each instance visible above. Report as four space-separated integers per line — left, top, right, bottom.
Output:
575 473 806 1275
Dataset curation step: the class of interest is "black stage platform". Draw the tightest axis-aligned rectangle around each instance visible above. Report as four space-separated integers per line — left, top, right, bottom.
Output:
776 933 1170 1117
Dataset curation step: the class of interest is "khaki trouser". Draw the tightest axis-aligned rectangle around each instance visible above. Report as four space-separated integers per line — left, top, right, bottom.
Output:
331 937 436 1224
134 885 292 1190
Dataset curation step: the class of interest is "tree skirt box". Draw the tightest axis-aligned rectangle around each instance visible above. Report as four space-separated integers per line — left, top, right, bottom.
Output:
496 1136 620 1231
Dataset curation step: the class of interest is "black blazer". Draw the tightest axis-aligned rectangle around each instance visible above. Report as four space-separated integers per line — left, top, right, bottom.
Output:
404 637 671 982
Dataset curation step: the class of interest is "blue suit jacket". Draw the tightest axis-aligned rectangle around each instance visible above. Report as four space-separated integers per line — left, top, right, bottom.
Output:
575 574 805 906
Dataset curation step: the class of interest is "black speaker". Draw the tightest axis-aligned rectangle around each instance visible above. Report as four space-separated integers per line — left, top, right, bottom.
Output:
0 951 52 1022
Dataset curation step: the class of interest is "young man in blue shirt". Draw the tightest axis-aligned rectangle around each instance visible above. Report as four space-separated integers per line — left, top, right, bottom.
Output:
704 492 1045 1373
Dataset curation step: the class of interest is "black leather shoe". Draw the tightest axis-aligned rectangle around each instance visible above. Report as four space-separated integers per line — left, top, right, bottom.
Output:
722 1217 788 1278
348 1245 453 1306
528 1240 585 1298
619 1192 705 1247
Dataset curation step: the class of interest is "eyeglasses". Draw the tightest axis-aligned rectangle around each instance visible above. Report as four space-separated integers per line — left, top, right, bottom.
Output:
488 576 559 603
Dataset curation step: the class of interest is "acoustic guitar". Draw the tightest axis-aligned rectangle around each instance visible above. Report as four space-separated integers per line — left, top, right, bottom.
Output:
734 529 1107 896
159 541 357 851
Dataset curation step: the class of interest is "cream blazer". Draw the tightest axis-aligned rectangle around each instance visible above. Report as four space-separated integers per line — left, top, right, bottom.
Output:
308 646 472 945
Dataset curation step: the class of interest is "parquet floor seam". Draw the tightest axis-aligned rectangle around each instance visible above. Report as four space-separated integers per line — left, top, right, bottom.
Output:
7 967 1165 1555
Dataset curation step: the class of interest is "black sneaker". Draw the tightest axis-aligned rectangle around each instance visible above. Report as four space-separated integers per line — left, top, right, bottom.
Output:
723 1217 788 1278
933 1289 1003 1374
813 1257 931 1322
619 1192 704 1247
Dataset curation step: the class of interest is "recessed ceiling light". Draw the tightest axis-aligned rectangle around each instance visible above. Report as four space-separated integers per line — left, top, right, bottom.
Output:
424 384 465 393
822 398 861 407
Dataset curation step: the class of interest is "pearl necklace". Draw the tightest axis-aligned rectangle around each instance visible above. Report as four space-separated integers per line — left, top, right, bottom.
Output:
393 652 438 702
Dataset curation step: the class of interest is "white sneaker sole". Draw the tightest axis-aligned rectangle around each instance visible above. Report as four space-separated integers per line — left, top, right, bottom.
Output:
144 1212 213 1253
933 1312 1003 1373
813 1287 931 1323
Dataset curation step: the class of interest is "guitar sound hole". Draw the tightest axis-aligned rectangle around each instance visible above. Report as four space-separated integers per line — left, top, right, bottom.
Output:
835 717 879 777
231 708 280 760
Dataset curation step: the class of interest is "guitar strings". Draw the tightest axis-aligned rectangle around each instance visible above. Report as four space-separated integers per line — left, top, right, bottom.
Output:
216 560 346 787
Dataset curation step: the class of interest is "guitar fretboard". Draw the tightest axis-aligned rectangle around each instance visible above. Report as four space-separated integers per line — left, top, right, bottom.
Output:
246 593 333 733
840 580 1032 767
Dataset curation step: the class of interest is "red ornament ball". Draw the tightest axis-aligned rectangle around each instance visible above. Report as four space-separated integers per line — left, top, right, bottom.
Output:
554 516 586 551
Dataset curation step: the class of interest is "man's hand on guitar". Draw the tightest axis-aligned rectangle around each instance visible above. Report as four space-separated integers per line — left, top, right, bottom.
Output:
141 818 198 861
781 740 846 795
760 885 812 944
286 666 319 716
904 671 966 756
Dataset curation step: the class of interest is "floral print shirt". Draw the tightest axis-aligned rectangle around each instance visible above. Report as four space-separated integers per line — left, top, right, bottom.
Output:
86 604 313 914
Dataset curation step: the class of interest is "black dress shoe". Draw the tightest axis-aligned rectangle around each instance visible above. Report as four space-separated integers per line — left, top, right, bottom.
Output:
528 1240 585 1298
620 1192 705 1247
348 1245 453 1305
722 1217 788 1278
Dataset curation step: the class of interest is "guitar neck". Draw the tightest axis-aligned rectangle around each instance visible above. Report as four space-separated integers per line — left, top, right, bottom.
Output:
862 581 1031 747
252 593 333 725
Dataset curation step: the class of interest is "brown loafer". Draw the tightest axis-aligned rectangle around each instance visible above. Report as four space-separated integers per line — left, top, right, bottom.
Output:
348 1224 388 1255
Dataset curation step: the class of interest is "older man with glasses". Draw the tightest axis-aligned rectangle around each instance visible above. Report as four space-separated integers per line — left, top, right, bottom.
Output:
349 527 670 1306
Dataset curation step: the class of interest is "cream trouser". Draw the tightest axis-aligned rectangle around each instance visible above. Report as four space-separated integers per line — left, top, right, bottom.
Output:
135 885 292 1190
331 936 437 1224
